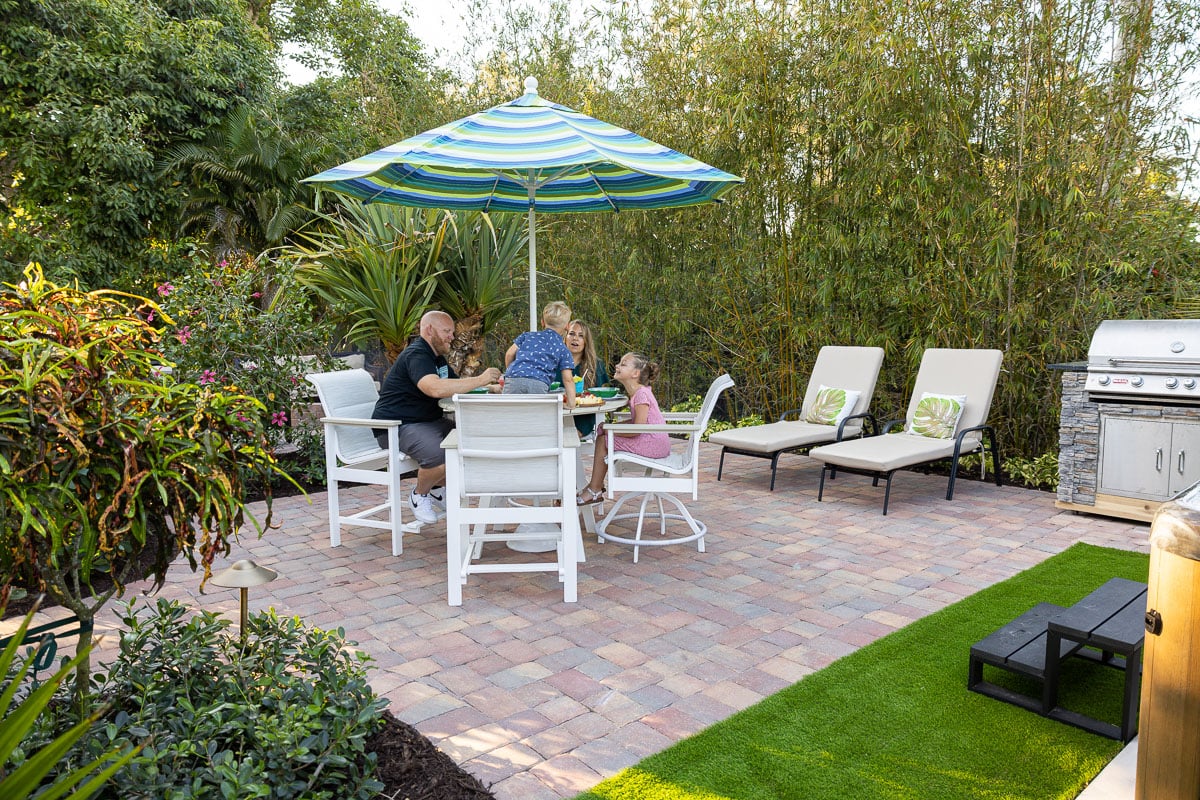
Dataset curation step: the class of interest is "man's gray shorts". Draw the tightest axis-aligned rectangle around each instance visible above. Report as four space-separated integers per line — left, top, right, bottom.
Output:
381 418 454 469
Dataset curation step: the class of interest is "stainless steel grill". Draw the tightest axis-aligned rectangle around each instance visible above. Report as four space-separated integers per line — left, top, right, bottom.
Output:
1086 319 1200 403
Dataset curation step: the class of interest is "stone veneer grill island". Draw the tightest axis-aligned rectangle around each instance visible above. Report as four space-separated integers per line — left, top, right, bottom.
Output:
1055 319 1200 522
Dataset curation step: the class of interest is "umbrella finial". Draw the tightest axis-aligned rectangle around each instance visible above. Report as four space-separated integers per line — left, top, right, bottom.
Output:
524 76 539 95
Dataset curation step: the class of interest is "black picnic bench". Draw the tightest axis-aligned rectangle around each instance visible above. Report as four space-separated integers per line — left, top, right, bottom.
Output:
967 577 1147 742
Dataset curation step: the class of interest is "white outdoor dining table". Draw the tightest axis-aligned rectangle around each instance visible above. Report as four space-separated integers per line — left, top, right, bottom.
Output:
439 394 629 557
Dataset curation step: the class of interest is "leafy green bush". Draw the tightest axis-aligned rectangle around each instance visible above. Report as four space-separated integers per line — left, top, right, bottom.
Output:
1003 452 1060 492
0 264 286 703
152 251 338 452
34 598 386 800
952 451 1058 491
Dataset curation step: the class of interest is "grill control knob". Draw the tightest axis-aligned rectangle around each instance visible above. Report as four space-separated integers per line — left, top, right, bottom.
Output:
1166 377 1179 389
1097 375 1111 386
1131 376 1144 387
1186 378 1197 390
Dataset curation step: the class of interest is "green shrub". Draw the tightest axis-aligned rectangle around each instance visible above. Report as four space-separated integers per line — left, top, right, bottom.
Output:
152 252 338 452
0 264 286 704
35 598 386 800
1003 452 1060 492
952 451 1058 492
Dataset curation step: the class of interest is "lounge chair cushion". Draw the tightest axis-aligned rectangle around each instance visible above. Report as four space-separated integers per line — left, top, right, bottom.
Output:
910 392 967 439
804 385 862 426
809 432 958 472
708 419 866 454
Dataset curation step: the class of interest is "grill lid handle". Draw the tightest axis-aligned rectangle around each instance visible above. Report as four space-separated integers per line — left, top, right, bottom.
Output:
1104 356 1200 368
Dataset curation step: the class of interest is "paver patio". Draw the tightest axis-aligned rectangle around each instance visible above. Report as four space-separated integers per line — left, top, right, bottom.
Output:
32 446 1150 798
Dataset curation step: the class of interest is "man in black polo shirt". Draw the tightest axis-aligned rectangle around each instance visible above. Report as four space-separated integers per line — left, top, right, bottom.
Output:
373 310 500 524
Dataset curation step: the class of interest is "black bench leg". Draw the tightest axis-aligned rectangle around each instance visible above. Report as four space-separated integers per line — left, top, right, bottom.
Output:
989 429 1002 487
882 472 894 515
968 654 984 690
769 453 780 491
717 448 726 481
818 465 828 501
1043 629 1063 715
1121 653 1143 742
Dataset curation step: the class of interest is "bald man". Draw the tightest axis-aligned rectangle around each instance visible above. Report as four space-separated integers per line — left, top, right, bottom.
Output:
373 310 500 524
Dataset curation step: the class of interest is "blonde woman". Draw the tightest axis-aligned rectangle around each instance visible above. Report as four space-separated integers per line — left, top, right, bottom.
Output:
565 319 608 437
565 319 608 389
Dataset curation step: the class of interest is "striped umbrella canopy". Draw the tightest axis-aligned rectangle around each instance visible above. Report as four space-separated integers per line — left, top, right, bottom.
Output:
303 76 743 330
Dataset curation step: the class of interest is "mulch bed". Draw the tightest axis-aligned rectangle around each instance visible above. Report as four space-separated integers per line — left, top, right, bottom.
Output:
370 711 496 800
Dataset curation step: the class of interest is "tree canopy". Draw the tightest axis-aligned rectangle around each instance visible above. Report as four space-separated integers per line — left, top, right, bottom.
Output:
0 0 277 286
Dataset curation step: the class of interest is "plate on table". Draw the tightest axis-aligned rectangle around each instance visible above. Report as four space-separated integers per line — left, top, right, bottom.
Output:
467 386 490 394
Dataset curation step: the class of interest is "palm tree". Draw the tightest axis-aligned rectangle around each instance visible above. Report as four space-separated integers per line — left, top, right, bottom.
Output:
289 199 446 362
436 211 529 375
159 105 325 258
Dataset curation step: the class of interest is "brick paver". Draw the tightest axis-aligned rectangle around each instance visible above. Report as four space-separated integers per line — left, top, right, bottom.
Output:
19 445 1149 799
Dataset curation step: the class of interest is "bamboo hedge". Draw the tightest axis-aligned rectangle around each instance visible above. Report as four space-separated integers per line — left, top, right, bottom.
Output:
466 0 1200 460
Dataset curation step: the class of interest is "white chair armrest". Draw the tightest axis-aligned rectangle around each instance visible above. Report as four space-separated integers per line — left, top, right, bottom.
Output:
321 416 400 427
661 412 698 422
608 422 702 434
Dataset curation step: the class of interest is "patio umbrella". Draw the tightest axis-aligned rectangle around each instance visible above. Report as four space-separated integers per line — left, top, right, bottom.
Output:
302 77 743 330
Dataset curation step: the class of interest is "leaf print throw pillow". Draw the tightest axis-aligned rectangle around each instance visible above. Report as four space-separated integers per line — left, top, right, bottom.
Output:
910 392 967 438
804 385 862 426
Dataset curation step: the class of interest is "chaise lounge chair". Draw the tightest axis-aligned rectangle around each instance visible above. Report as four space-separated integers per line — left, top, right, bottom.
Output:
809 348 1003 514
707 346 885 489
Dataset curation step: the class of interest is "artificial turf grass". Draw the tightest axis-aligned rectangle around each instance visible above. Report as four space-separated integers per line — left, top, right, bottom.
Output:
576 542 1150 800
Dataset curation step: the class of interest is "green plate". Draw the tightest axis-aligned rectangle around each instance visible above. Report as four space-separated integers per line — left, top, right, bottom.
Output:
589 386 619 398
548 382 562 391
468 386 490 394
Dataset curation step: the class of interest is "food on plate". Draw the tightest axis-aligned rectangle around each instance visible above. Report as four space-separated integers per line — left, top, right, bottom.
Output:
573 393 605 407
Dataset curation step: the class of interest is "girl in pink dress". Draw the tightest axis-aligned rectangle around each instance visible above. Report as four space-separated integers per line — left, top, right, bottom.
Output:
577 353 670 504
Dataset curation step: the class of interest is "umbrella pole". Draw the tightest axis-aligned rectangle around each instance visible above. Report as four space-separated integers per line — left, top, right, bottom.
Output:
528 193 538 331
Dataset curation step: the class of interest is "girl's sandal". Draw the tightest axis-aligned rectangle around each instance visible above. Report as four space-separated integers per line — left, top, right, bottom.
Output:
576 487 604 506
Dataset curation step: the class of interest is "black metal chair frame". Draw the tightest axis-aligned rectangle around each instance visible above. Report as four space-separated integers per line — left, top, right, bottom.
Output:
716 411 879 491
817 420 1002 514
0 612 93 684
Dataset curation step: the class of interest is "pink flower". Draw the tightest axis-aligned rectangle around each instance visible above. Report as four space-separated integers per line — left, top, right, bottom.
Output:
199 369 218 385
236 413 249 423
177 325 192 345
156 282 174 297
145 310 155 323
251 291 262 299
271 411 288 427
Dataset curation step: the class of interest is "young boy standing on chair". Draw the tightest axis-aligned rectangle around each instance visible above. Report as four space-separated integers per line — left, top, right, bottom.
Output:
502 300 577 409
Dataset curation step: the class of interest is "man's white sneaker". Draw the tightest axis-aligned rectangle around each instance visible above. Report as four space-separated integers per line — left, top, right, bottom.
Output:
428 486 446 511
409 490 444 524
